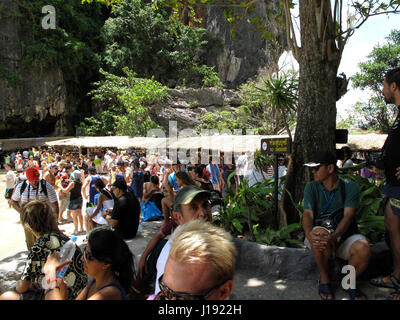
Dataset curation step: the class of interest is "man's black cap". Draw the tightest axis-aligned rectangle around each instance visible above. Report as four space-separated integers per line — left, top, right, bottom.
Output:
304 150 337 168
111 178 127 191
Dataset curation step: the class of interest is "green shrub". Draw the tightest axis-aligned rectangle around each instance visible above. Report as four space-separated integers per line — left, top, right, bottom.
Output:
79 68 166 136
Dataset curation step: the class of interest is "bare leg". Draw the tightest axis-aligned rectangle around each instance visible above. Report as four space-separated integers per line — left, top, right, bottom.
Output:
71 210 78 233
77 209 84 232
384 201 400 300
346 239 371 300
311 245 333 300
0 291 20 300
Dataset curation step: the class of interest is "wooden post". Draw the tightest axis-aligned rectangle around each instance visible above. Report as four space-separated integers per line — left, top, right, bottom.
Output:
274 153 279 230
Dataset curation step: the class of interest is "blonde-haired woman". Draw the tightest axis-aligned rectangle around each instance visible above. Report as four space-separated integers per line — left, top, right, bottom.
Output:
0 200 87 300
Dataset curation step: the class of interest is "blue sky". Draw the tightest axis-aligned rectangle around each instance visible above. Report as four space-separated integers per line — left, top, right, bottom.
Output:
277 7 399 119
337 13 400 118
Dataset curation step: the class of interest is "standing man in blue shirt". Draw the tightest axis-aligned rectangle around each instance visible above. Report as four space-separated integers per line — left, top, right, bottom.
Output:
206 161 224 191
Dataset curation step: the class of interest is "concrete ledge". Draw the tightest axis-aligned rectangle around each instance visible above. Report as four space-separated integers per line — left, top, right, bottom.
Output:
233 239 393 282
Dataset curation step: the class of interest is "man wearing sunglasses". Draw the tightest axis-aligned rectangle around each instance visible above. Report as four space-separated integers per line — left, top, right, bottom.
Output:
302 150 370 300
152 185 213 297
155 219 236 300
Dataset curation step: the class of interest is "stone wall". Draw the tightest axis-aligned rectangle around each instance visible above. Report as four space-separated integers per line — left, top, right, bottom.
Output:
149 88 243 131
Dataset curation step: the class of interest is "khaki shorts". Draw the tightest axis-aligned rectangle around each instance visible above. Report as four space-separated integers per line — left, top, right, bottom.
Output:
305 228 367 261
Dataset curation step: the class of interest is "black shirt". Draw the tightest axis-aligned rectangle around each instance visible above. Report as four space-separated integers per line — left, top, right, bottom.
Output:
110 192 140 239
383 107 400 186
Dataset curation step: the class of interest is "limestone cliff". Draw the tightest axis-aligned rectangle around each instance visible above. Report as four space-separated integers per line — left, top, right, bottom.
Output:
205 1 287 87
0 0 286 138
0 0 70 138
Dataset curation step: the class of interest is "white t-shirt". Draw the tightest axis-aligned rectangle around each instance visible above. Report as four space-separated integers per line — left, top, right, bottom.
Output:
5 170 17 189
236 154 248 176
245 169 269 187
342 159 354 168
154 225 181 296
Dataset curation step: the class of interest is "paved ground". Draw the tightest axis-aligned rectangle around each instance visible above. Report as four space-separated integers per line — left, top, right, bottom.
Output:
0 170 396 300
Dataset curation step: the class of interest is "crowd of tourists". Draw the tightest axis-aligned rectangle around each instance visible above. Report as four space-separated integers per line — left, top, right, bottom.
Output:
1 66 400 301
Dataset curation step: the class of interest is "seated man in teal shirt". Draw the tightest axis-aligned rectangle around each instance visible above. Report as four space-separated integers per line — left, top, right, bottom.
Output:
302 150 371 300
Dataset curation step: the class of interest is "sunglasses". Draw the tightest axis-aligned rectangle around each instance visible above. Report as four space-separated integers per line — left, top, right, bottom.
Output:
155 275 225 300
83 246 95 262
311 164 327 171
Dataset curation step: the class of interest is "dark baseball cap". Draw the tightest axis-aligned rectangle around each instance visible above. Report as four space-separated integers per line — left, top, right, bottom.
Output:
111 178 127 191
173 185 210 211
304 150 337 168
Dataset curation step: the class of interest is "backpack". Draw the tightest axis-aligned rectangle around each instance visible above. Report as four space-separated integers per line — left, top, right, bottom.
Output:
19 179 48 197
141 201 164 221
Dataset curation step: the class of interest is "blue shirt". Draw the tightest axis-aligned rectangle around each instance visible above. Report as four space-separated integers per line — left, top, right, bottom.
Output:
130 171 144 198
206 164 221 185
168 171 180 191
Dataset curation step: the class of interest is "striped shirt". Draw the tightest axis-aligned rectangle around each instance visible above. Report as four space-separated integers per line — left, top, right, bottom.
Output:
12 180 58 204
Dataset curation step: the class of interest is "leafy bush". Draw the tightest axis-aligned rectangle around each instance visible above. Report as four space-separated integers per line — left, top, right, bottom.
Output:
253 223 303 247
100 0 223 87
339 165 386 243
79 68 166 136
220 174 275 234
197 107 254 132
17 0 106 79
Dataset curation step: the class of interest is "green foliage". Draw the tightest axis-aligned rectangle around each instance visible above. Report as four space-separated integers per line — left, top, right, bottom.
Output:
197 106 253 132
238 72 298 135
253 223 302 247
197 72 298 134
79 68 166 136
100 0 222 87
219 168 301 247
18 0 106 81
195 65 225 88
344 29 400 132
339 166 386 243
220 176 276 235
253 150 274 172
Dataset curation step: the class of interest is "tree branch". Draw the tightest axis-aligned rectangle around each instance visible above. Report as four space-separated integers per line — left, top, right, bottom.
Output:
283 0 300 60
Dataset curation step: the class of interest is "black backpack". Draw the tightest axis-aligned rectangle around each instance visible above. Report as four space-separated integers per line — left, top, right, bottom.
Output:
19 179 48 197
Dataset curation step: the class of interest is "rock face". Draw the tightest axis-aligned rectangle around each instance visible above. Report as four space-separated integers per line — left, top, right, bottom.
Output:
149 88 242 131
205 1 287 87
0 0 71 138
0 0 285 138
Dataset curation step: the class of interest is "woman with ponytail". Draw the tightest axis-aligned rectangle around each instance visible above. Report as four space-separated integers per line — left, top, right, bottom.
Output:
43 226 142 300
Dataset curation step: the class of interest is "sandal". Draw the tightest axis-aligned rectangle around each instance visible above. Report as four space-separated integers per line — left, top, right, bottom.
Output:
370 275 395 289
387 290 400 300
344 288 367 300
318 282 334 300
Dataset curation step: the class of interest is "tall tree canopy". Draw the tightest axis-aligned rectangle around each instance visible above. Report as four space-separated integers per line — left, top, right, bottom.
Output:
348 29 400 132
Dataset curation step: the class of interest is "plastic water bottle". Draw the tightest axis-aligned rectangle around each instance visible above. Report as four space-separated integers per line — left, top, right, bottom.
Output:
56 236 77 281
42 236 77 289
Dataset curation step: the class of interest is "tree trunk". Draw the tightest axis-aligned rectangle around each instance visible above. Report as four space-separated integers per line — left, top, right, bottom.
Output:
283 0 340 224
